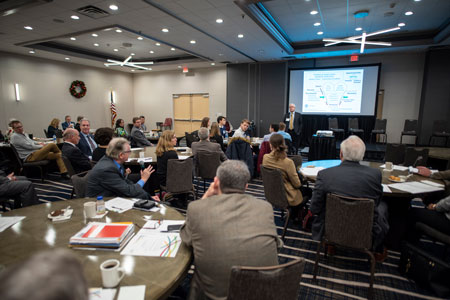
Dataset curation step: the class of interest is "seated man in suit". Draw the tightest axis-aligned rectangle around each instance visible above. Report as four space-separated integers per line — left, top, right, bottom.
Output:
0 170 39 207
61 128 91 174
61 115 75 130
191 127 227 163
180 160 280 300
310 135 389 256
10 120 68 177
131 117 152 147
86 138 156 199
77 119 97 158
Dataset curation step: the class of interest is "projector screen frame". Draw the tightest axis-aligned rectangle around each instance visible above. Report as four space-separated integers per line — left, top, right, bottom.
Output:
287 63 382 117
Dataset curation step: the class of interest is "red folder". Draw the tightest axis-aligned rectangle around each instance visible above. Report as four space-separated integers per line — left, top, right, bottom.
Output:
82 224 128 239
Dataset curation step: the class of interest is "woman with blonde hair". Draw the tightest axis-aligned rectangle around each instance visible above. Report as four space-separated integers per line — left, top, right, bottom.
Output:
209 122 225 151
47 118 60 138
155 130 178 187
262 133 303 207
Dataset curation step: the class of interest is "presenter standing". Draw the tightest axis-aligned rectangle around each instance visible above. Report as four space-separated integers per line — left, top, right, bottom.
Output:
283 103 302 154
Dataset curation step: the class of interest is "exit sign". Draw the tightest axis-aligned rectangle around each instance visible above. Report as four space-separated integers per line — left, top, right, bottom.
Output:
350 55 359 62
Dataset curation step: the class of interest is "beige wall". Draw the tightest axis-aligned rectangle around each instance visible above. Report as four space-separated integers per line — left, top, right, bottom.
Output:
0 52 134 137
133 67 227 131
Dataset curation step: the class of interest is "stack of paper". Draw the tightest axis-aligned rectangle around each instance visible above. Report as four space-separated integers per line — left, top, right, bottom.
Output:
300 166 324 177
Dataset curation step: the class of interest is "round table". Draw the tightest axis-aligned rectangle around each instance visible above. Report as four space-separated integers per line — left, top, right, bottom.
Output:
0 198 192 300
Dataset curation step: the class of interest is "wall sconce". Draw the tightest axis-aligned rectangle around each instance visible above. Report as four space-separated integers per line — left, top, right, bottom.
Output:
14 83 21 101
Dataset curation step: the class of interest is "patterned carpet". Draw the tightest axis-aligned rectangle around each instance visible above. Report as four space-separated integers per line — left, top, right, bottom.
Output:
10 175 445 300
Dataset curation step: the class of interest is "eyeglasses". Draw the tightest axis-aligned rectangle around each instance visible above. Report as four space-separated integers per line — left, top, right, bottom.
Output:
122 150 132 154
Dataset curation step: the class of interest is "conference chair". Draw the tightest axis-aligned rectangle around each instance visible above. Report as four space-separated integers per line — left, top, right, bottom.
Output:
162 158 196 202
185 132 199 148
162 118 173 130
227 258 306 300
196 151 221 194
429 120 450 147
260 166 291 240
313 193 376 300
62 156 89 198
256 141 271 174
403 148 429 167
9 144 49 182
415 222 450 260
284 138 294 155
71 172 90 198
328 117 345 140
400 119 418 145
226 138 254 177
370 119 387 144
43 129 48 138
384 143 406 165
348 118 364 139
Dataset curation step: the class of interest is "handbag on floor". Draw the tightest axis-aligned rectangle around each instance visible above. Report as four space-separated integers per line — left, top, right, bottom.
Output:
399 241 450 297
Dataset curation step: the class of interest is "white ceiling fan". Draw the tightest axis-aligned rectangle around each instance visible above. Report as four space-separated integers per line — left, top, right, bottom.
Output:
323 27 400 53
104 56 154 70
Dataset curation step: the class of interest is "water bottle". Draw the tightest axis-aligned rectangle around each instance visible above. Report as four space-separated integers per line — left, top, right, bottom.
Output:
53 134 56 143
96 196 105 214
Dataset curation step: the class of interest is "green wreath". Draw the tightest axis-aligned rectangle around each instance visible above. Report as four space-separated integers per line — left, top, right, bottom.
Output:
69 80 87 98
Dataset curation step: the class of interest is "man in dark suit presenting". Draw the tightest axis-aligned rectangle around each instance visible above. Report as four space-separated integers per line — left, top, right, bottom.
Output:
283 103 302 154
61 128 91 174
310 135 389 255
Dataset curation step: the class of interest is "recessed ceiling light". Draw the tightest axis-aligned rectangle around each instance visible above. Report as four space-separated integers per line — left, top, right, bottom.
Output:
405 11 413 16
171 48 175 51
65 57 70 60
131 69 135 72
94 43 99 47
398 22 406 27
317 31 323 35
314 22 321 26
178 66 182 68
130 53 135 56
414 0 421 2
29 50 35 54
115 29 122 33
148 68 152 70
109 4 119 10
162 28 169 33
190 40 196 44
149 50 154 53
355 27 362 31
216 18 223 23
238 34 244 38
310 10 318 15
137 36 143 40
155 43 160 46
92 33 98 37
70 37 76 40
211 62 215 66
113 48 118 52
24 26 33 30
71 15 79 20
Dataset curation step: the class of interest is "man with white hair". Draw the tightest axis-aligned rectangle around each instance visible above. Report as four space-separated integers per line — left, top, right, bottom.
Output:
310 135 389 255
61 128 91 174
282 103 302 154
191 127 228 163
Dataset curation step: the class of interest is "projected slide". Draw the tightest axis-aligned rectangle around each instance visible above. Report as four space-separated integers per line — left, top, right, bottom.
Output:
302 69 364 114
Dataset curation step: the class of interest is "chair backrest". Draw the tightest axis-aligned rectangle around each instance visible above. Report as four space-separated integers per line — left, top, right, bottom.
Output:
129 136 137 148
55 129 63 138
374 119 387 131
126 123 133 134
432 120 448 133
197 151 221 180
71 173 89 198
44 129 48 137
325 193 374 249
385 143 406 165
287 155 302 171
227 258 306 300
260 166 288 209
8 144 24 169
328 118 339 130
0 145 20 174
62 155 76 176
163 118 173 127
166 158 194 193
185 132 199 148
348 118 359 130
404 147 429 167
403 119 418 132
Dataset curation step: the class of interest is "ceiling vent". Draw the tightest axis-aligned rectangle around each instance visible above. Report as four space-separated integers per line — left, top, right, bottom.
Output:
75 5 110 19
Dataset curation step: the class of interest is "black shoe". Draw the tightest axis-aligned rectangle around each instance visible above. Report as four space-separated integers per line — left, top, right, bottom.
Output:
61 173 71 180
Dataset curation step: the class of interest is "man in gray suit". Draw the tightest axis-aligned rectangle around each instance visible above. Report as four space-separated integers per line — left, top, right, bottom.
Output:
191 127 228 162
130 117 151 147
0 170 39 207
86 138 156 199
180 160 280 300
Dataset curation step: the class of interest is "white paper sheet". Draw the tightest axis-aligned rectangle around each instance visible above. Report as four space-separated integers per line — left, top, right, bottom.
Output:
388 182 444 194
105 198 137 213
178 155 191 160
382 184 392 193
89 288 116 300
380 164 409 171
0 216 26 232
121 230 182 257
421 180 444 188
299 167 324 177
117 286 145 300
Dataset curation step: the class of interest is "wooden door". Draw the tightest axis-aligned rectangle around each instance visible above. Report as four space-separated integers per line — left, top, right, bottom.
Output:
173 94 209 138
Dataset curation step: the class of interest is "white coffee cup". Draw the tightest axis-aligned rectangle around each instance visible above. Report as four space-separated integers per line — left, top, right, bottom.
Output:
385 162 393 171
100 259 125 288
84 201 97 218
139 151 145 159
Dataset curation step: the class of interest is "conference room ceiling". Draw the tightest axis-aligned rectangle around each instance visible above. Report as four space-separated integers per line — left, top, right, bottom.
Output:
0 0 448 73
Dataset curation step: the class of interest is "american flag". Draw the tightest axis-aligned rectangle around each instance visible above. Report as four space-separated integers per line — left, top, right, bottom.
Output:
110 91 117 127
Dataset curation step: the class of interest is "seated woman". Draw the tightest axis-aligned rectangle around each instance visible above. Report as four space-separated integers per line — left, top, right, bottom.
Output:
155 130 178 188
209 122 225 152
115 118 128 138
262 134 303 208
47 118 60 138
92 127 114 162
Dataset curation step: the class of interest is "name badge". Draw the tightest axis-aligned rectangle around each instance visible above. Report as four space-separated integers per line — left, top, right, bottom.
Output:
285 118 290 122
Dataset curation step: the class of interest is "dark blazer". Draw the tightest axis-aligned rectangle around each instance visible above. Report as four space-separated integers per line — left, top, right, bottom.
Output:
209 134 225 152
86 156 149 199
156 150 178 187
309 160 388 250
92 147 106 162
226 138 254 177
47 126 59 138
78 133 96 157
283 111 302 135
61 143 91 174
131 127 151 147
61 121 75 130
